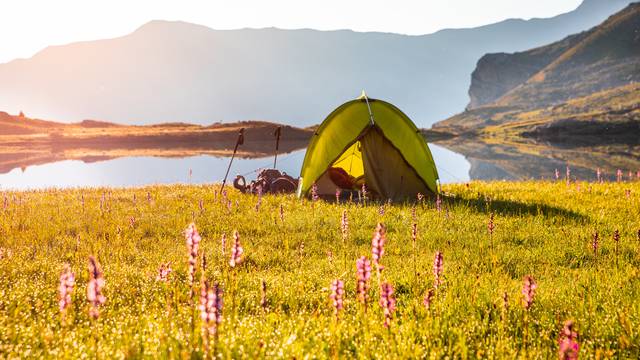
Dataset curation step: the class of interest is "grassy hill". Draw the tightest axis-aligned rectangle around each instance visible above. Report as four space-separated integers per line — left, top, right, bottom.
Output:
435 3 640 140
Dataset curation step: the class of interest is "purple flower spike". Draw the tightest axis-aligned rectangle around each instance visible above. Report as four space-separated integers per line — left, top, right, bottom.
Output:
379 282 396 328
329 279 345 319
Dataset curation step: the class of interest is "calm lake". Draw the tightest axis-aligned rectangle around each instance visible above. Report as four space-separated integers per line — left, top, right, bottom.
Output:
2 138 638 190
0 144 471 190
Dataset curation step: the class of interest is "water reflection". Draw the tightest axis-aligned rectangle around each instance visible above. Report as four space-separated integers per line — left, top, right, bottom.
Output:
435 139 640 181
3 138 635 190
0 144 471 190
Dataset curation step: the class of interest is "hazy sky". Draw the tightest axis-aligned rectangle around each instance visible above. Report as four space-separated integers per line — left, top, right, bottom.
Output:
1 0 582 64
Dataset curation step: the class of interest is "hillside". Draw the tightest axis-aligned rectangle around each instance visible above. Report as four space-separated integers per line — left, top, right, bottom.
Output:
435 3 640 140
0 0 633 128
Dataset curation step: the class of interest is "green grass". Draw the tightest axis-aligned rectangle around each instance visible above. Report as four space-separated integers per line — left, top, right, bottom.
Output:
1 181 639 358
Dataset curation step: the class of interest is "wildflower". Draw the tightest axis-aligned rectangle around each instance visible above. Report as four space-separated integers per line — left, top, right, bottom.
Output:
221 233 227 256
156 262 172 282
378 205 385 216
411 206 417 222
311 183 319 202
260 279 268 311
129 216 136 229
335 188 341 203
341 210 349 242
58 264 75 313
423 288 434 310
411 223 418 246
625 189 631 199
229 230 244 268
596 168 601 183
199 281 223 336
592 230 599 257
558 320 579 360
279 203 284 223
356 256 372 305
521 275 537 310
226 200 232 212
433 251 444 289
417 193 424 202
371 223 387 270
613 229 620 257
488 212 495 236
255 185 263 212
379 282 396 328
185 223 202 289
199 199 204 212
329 279 345 319
555 168 560 181
147 191 152 203
502 291 509 311
87 256 106 319
299 241 305 259
436 194 442 212
616 169 623 182
361 183 368 202
566 166 571 185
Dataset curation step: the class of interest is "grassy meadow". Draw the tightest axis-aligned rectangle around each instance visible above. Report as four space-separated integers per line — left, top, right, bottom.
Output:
0 181 639 358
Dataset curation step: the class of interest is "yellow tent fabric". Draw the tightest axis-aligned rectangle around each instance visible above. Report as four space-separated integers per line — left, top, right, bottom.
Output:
298 94 439 201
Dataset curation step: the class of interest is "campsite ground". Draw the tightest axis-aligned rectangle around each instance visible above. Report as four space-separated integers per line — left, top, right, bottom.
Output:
1 181 639 358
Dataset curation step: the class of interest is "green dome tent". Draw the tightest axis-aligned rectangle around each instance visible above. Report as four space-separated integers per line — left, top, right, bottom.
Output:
297 93 439 201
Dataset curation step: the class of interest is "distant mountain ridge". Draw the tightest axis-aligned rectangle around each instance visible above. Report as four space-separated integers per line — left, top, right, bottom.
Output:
434 2 640 138
0 0 634 127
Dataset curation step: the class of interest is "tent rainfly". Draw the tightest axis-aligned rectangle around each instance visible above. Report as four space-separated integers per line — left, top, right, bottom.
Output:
297 92 439 202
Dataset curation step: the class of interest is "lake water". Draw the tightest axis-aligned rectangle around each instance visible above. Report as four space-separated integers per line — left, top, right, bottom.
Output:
0 144 470 190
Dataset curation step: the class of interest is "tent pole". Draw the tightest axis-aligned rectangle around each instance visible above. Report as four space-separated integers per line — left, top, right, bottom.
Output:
363 91 375 126
221 128 245 192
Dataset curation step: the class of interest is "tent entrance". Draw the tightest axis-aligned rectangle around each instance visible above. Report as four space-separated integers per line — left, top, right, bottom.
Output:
314 126 429 201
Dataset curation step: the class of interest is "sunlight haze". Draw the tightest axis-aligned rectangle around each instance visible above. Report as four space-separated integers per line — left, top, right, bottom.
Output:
1 0 582 63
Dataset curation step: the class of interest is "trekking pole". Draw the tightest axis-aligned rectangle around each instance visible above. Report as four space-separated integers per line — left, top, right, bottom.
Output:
221 128 245 192
273 126 282 168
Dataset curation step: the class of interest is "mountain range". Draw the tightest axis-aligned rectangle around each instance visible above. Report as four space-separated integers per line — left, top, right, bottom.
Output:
0 0 634 127
434 2 640 142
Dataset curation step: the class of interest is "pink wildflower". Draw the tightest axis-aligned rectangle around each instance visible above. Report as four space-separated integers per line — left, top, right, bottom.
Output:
521 275 537 310
87 256 106 319
58 264 75 313
335 188 341 203
356 256 372 305
436 194 442 212
423 288 434 310
433 251 444 289
371 223 387 270
341 210 349 241
379 282 396 328
229 230 244 268
221 233 227 256
185 223 202 289
616 169 623 182
558 320 579 360
311 183 319 202
156 262 172 282
555 168 560 181
199 281 223 336
329 279 345 320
